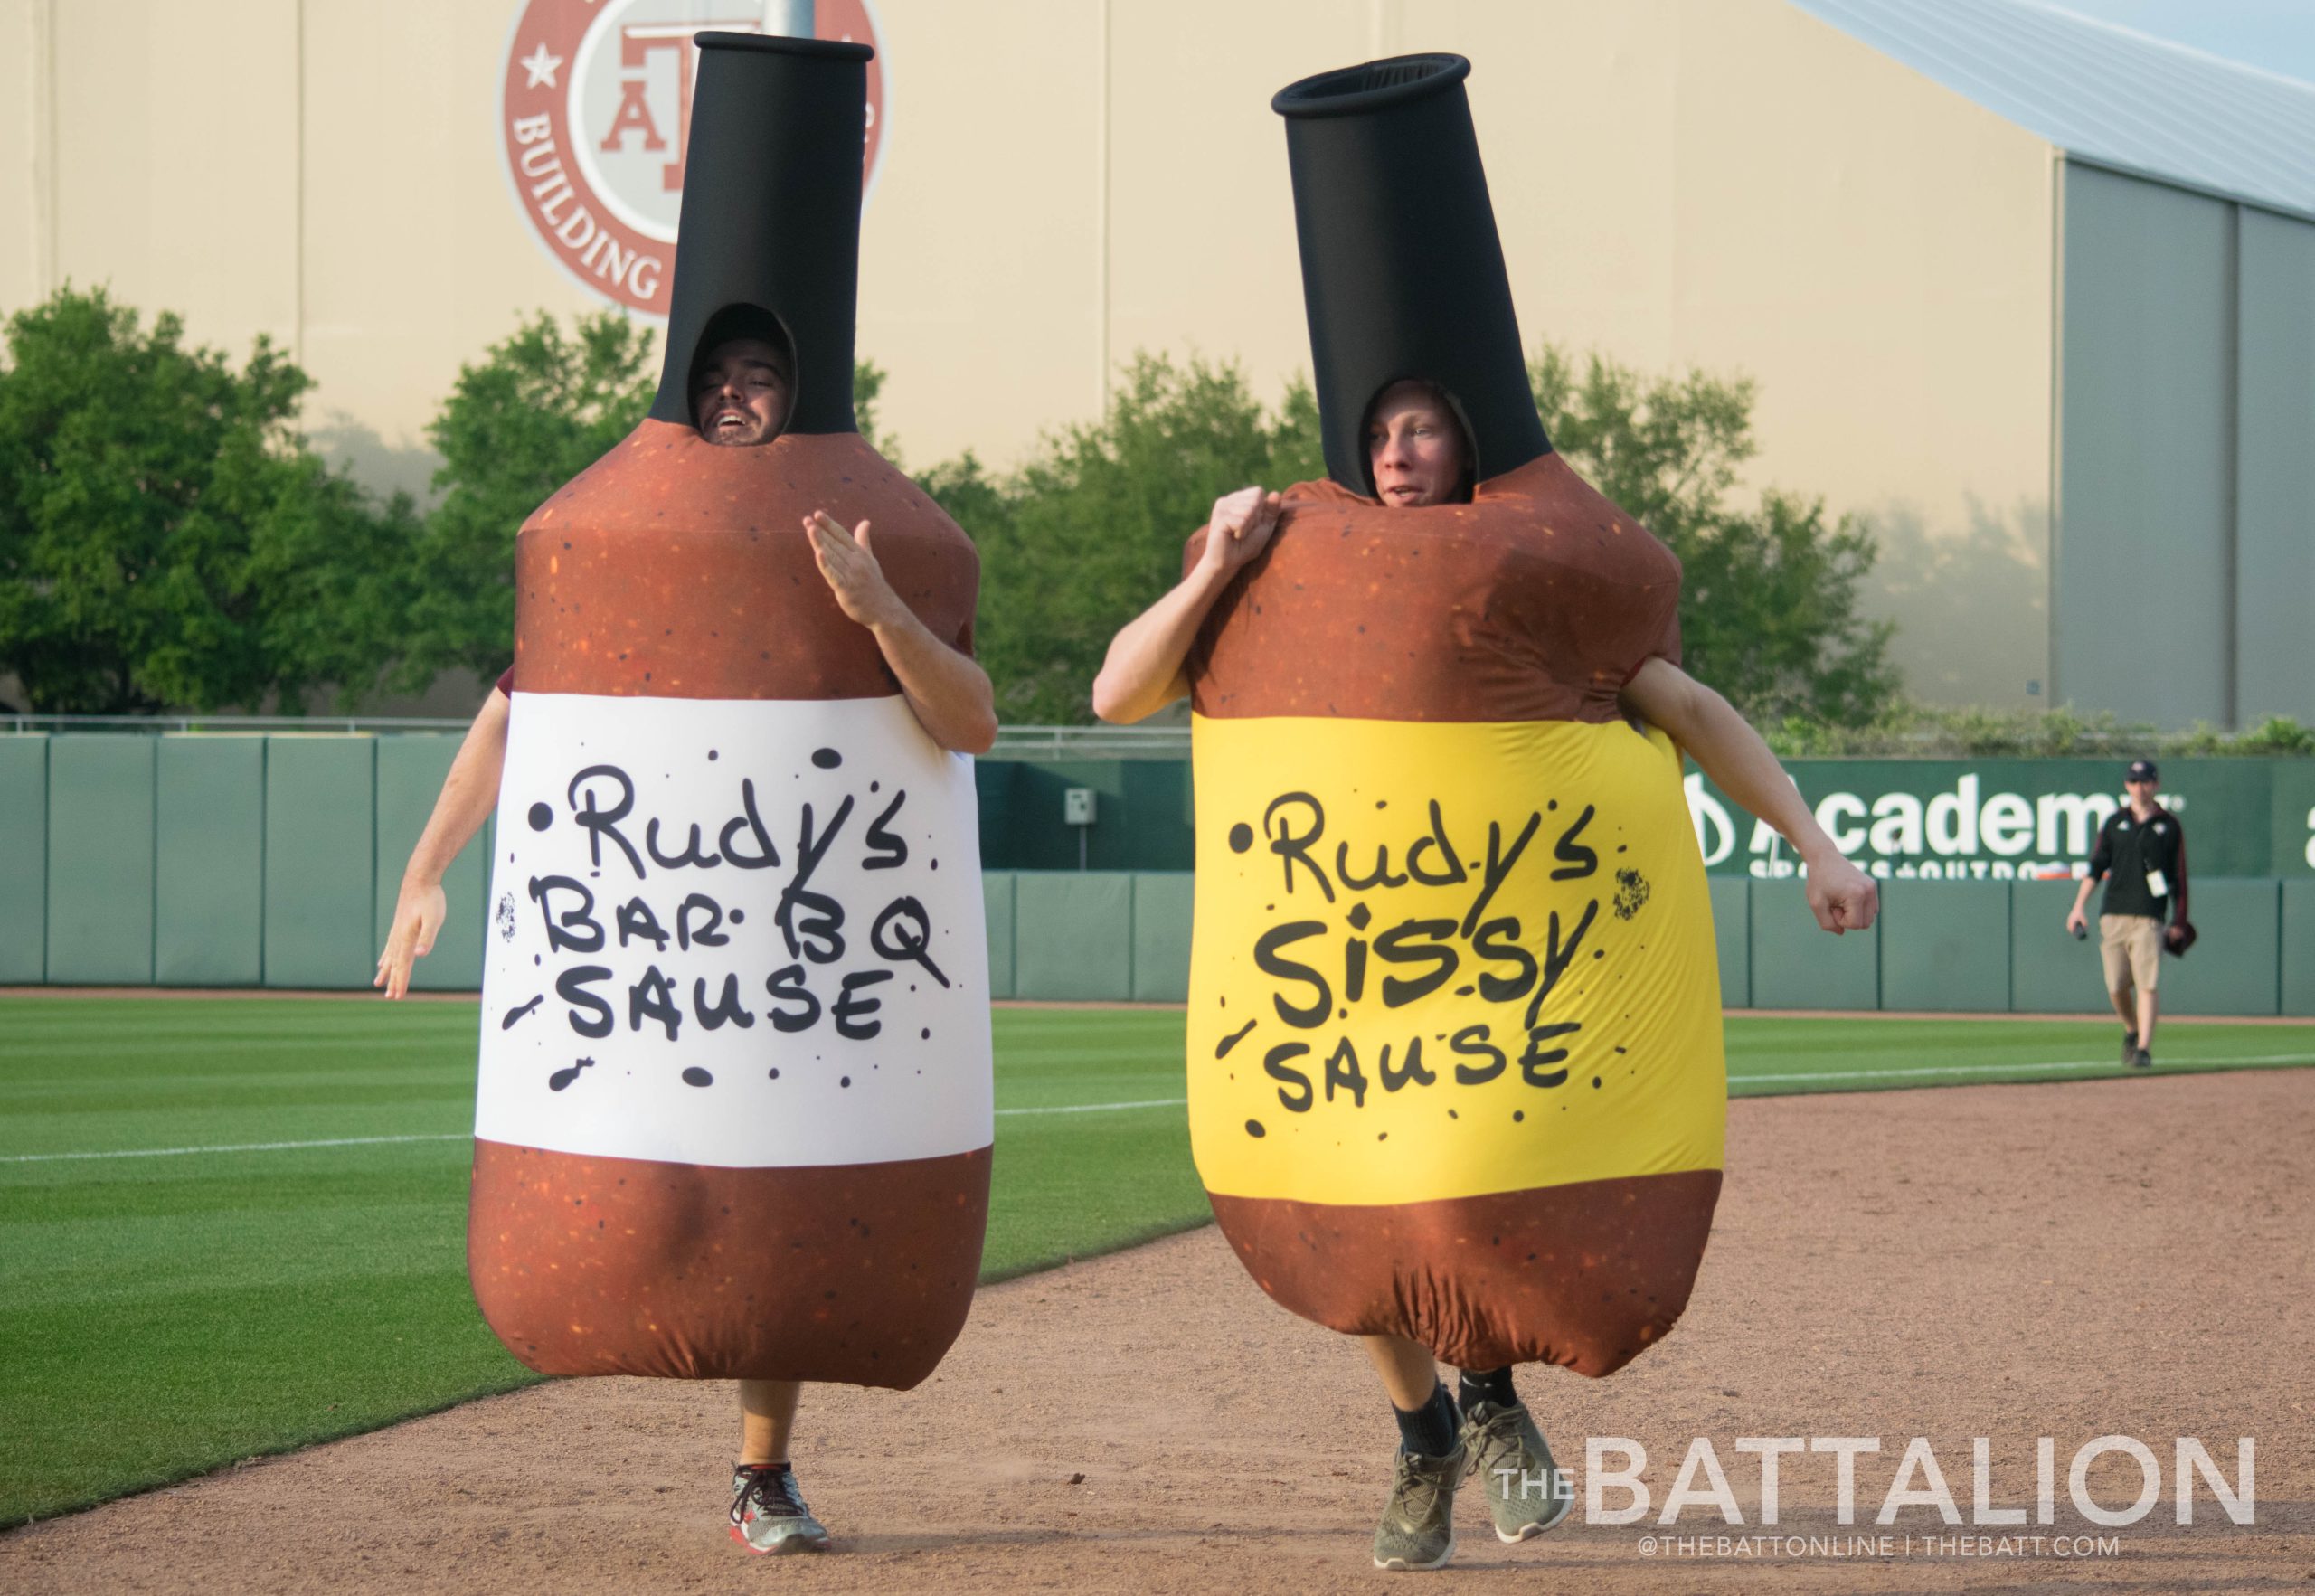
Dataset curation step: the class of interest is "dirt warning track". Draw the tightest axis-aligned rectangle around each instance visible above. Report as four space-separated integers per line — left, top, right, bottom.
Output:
5 1069 2310 1594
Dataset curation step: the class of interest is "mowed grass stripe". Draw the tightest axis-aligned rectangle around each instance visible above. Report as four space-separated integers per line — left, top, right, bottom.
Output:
1720 1016 2315 1095
1739 1051 2314 1088
0 1000 1186 1158
0 1000 1211 1525
2 1097 1196 1165
4 997 2310 1528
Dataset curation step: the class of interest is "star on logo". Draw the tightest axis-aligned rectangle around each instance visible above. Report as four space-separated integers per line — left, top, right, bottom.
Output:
519 42 562 89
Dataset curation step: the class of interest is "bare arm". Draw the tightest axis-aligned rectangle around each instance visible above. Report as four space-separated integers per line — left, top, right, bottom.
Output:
1620 657 1879 933
805 511 997 755
1091 486 1282 724
2065 874 2101 934
375 687 510 998
2066 823 2114 934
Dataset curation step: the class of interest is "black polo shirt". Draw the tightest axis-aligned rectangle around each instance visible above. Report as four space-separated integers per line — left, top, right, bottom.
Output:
2088 805 2184 920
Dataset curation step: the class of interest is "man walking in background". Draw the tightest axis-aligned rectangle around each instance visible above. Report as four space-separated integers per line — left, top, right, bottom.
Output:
2066 759 2192 1069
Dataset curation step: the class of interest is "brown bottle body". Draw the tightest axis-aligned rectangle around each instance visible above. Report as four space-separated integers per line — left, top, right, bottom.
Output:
468 421 990 1388
1186 453 1725 1377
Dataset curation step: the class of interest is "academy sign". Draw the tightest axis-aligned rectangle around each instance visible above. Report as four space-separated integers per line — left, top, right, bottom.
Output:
1686 758 2313 880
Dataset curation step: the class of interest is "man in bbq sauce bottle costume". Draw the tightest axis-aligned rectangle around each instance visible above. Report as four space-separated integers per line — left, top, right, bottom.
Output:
375 33 997 1557
1096 53 1878 1572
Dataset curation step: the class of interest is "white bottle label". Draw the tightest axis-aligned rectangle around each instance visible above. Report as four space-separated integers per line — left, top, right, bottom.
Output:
476 692 993 1169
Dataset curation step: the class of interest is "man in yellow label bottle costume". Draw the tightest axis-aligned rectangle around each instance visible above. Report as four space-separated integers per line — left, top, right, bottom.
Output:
1096 52 1878 1572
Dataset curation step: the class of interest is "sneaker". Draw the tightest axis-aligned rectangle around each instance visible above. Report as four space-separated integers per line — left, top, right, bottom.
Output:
1372 1443 1465 1572
2130 1047 2153 1070
1460 1400 1573 1543
729 1463 831 1554
2121 1029 2138 1066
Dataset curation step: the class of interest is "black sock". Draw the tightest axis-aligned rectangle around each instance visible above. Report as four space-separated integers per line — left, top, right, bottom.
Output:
1393 1381 1460 1458
1458 1365 1517 1411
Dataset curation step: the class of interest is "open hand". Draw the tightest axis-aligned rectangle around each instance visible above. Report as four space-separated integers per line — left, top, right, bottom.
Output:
1804 854 1880 934
1198 486 1283 580
804 511 904 630
374 879 448 999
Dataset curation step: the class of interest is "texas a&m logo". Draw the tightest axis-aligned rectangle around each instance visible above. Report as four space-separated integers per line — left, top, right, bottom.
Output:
500 0 887 316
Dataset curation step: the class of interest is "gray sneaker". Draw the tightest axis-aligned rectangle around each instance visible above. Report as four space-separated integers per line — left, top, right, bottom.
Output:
1460 1400 1573 1543
2130 1047 2153 1069
1372 1443 1465 1572
2121 1029 2138 1066
729 1463 831 1554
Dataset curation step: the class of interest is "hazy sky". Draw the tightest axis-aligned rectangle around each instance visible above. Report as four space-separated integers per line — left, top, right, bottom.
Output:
2051 0 2315 84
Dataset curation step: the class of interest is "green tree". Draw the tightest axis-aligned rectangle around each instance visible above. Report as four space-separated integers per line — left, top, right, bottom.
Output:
402 310 899 689
931 344 1894 728
854 358 892 460
1530 345 1898 725
400 310 657 688
932 353 1322 723
0 287 413 713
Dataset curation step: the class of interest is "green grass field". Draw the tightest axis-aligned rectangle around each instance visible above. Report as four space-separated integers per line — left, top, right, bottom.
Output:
4 996 2310 1527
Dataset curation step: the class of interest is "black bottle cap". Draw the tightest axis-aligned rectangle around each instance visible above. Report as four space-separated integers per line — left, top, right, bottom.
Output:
1272 53 1549 492
647 32 874 435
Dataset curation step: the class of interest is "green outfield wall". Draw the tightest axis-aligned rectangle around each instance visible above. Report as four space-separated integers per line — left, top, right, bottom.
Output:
973 754 2315 880
2 733 2309 1015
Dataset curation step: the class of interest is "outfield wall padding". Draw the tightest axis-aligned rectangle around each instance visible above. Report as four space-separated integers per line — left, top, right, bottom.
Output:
0 737 50 982
1877 879 2011 1013
44 736 156 986
1708 876 1750 1009
1012 871 1134 1001
2008 879 2091 1013
156 738 266 986
262 739 376 989
2159 878 2279 1017
1749 878 1879 1009
1 735 2310 1016
2282 881 2315 1018
372 736 487 992
1129 871 1193 1003
982 871 1016 1000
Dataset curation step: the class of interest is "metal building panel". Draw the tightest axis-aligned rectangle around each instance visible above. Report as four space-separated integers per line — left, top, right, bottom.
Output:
2055 164 2234 725
44 737 156 985
2235 209 2315 725
155 738 265 986
1791 0 2315 221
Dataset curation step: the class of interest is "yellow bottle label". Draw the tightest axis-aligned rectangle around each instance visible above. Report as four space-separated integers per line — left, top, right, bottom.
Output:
1188 714 1726 1207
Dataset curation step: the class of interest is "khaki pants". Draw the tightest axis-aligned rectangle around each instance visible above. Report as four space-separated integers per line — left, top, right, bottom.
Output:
2099 913 2161 996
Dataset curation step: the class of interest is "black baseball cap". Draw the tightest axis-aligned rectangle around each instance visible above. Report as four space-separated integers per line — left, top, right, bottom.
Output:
2126 759 2159 783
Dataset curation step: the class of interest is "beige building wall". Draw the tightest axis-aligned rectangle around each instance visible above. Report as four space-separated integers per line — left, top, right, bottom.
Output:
1455 0 2060 706
3 0 2056 706
1 0 45 316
